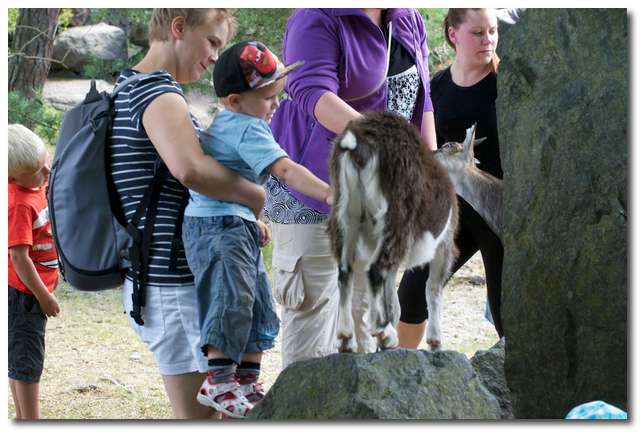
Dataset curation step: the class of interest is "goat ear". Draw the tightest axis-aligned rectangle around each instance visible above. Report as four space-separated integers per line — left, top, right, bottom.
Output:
474 137 487 147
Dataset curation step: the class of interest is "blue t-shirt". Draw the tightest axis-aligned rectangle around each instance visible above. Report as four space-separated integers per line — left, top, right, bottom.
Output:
185 110 288 221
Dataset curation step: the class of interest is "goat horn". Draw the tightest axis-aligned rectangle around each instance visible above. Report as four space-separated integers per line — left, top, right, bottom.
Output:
462 124 477 159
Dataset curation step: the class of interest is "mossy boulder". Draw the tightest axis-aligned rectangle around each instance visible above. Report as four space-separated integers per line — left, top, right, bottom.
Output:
249 349 501 420
497 8 627 418
470 339 513 419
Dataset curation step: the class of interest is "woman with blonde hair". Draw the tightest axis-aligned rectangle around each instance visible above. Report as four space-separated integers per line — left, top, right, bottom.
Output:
109 9 265 418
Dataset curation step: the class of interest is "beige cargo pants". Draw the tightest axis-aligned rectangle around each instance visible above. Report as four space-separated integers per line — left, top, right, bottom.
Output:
270 222 376 369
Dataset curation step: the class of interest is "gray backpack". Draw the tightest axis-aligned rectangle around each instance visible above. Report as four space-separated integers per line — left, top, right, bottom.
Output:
48 75 187 325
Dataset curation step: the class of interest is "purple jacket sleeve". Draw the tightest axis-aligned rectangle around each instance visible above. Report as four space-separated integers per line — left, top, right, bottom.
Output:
414 10 434 114
283 10 341 122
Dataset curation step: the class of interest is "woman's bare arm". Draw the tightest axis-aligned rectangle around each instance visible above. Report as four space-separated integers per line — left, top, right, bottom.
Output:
313 91 362 135
421 111 438 152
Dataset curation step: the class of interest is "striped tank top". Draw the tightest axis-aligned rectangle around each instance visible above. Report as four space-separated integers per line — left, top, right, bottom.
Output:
109 69 199 287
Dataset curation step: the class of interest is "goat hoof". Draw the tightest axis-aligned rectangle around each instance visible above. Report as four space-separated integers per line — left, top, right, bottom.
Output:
338 337 357 353
375 323 399 350
426 338 442 351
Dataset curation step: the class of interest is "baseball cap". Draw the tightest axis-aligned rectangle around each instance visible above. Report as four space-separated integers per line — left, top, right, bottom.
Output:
213 40 303 97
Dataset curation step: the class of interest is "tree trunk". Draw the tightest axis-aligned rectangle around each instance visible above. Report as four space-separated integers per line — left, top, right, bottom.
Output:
8 8 60 97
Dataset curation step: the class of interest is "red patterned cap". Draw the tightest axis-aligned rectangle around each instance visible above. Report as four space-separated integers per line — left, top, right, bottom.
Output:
214 41 303 97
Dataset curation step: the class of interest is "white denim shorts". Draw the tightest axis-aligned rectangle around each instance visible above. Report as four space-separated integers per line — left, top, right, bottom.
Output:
122 278 208 375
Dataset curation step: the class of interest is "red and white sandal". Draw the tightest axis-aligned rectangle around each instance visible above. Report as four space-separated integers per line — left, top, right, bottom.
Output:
239 380 266 405
197 372 254 419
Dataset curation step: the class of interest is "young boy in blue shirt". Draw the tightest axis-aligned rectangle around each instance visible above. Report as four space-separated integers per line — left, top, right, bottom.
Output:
182 41 331 418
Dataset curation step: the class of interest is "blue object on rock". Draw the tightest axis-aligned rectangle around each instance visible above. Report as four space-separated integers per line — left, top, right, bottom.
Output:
565 400 627 420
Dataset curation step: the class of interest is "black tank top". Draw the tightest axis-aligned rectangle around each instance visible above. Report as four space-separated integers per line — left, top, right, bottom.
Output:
430 67 502 179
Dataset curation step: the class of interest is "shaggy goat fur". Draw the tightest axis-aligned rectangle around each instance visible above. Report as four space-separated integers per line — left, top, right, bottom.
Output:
327 112 459 351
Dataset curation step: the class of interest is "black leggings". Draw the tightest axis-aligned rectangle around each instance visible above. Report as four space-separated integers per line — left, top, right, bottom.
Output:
397 198 504 337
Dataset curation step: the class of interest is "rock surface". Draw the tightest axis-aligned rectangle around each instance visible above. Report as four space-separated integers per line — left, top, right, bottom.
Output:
52 23 127 74
43 79 113 111
470 339 513 419
497 9 627 418
43 78 216 128
249 349 501 420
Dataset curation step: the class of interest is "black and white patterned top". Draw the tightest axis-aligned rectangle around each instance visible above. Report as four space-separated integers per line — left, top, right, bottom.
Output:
387 64 420 120
264 175 327 224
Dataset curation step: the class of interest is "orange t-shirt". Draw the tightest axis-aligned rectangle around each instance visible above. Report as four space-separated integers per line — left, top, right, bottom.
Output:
8 183 59 294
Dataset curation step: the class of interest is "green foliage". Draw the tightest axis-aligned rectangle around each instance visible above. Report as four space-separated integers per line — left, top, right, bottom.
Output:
82 57 128 81
58 9 75 30
8 90 64 146
419 8 455 72
9 8 74 37
230 8 293 58
89 8 151 28
8 8 19 33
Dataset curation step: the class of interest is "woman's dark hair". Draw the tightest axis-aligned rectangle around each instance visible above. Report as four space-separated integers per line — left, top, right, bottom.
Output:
443 8 500 74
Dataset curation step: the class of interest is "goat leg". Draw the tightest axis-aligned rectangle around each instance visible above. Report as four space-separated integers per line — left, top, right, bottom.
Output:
367 263 400 350
374 269 400 350
425 245 451 350
337 266 358 353
336 222 359 353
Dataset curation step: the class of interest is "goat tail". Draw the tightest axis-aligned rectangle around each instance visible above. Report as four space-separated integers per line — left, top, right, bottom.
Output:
338 130 358 150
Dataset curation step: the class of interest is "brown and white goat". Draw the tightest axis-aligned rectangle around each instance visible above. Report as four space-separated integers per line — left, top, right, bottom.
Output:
434 124 504 241
327 112 459 352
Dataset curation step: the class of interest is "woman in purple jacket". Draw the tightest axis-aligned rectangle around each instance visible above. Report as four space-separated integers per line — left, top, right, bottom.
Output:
266 8 437 367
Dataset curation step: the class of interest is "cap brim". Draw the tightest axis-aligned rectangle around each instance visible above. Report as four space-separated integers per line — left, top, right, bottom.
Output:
255 60 305 89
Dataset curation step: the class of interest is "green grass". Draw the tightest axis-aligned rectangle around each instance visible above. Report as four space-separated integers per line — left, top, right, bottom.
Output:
11 286 173 419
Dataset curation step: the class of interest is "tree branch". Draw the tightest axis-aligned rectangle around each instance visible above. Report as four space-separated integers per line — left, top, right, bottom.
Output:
8 52 67 67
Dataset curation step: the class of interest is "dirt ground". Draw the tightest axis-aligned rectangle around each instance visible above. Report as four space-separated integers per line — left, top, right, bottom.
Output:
7 253 497 420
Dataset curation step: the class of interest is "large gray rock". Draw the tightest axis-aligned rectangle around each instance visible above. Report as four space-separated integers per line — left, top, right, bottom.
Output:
470 339 513 419
52 23 127 74
249 349 501 420
497 9 627 418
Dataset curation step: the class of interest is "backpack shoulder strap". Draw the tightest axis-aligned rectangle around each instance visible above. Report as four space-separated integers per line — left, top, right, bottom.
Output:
126 160 168 326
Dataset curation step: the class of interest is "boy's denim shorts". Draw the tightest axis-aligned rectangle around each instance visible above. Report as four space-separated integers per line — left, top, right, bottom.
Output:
8 286 47 383
183 215 280 364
